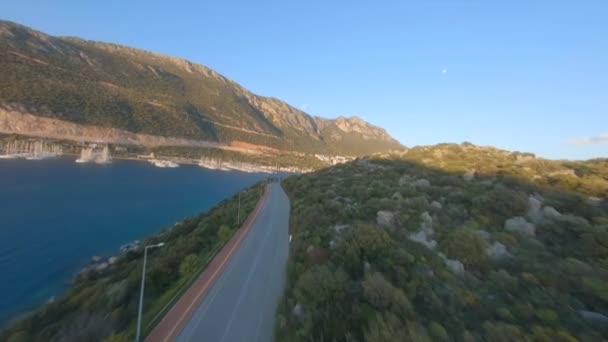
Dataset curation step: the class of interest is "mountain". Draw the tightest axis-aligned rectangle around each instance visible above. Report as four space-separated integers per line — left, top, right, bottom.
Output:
378 142 608 198
276 142 608 341
0 20 402 161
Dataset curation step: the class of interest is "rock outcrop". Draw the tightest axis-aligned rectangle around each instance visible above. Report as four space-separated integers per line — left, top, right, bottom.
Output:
408 212 437 249
376 211 395 228
527 195 544 223
543 206 562 220
486 242 510 259
505 217 536 236
463 171 475 181
413 179 431 188
444 258 465 276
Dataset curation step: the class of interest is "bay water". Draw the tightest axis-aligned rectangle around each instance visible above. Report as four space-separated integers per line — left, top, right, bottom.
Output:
0 157 267 326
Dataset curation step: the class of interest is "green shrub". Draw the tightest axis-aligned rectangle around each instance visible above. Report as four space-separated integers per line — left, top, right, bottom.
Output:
428 321 448 341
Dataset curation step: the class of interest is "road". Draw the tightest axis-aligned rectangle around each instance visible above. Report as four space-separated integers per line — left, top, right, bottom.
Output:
150 182 290 342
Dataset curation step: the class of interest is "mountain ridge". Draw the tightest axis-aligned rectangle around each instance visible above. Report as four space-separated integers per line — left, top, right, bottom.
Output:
0 20 402 160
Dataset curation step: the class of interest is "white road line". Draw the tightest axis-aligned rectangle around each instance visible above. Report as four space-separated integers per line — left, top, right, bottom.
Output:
180 192 272 341
254 313 265 342
218 205 276 342
253 216 281 342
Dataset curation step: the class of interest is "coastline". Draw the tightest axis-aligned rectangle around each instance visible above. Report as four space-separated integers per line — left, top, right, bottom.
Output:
0 150 311 174
0 160 269 332
0 133 358 174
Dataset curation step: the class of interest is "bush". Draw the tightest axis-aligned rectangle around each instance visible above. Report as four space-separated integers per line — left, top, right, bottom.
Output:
428 321 448 341
442 229 487 268
6 331 29 342
535 309 559 326
364 313 430 342
179 254 200 276
276 155 608 341
336 223 391 275
217 224 232 241
362 272 413 317
472 185 528 223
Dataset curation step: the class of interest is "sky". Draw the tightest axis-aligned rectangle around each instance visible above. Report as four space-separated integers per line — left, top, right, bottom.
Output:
1 1 607 160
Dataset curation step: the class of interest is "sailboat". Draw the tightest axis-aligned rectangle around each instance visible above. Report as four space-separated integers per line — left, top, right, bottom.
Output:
25 141 44 160
95 146 111 164
76 147 94 163
0 141 15 159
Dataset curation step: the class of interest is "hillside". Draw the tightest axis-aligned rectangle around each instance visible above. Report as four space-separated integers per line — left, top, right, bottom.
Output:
276 143 608 341
0 20 402 162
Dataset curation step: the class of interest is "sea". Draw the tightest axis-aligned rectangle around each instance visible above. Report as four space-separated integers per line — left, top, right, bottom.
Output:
0 157 268 327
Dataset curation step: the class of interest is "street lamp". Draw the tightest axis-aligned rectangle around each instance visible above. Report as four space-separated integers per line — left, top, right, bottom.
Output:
135 242 165 342
237 191 241 225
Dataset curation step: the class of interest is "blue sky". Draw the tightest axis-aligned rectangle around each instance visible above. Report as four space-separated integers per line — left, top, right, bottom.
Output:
2 1 607 159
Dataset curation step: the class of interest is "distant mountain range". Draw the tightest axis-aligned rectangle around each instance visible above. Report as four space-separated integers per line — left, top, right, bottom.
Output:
0 20 402 160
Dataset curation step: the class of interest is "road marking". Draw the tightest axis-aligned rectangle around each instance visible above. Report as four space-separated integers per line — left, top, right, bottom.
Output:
217 205 276 342
179 205 268 340
254 312 265 342
253 221 280 342
157 186 270 342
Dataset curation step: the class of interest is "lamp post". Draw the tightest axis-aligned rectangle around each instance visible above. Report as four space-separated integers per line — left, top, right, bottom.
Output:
237 191 241 225
135 242 165 342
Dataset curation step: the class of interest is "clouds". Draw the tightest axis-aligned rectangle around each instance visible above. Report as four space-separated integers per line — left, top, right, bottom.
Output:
570 133 608 146
441 69 448 74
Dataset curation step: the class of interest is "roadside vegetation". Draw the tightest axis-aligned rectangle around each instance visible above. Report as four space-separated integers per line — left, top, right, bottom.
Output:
275 143 608 341
1 182 265 342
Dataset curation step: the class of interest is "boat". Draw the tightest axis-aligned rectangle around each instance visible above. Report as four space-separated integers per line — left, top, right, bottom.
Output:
95 146 111 164
76 147 94 163
76 145 111 163
1 140 63 160
150 159 179 168
198 158 230 171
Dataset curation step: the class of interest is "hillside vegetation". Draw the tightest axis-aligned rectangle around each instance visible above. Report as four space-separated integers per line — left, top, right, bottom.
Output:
1 183 265 342
276 143 608 341
0 20 402 158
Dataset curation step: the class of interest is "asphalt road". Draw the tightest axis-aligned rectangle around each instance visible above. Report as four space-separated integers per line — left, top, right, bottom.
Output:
176 182 290 342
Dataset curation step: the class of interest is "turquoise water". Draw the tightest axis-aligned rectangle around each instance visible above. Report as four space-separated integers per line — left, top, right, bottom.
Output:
0 157 267 326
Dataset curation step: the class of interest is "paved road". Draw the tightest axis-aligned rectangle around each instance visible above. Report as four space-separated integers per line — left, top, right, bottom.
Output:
176 182 290 342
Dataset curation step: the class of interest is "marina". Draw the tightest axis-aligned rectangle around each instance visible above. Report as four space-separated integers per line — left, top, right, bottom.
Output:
0 140 63 160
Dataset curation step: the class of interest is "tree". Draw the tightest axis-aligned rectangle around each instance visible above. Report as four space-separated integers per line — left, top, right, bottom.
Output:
337 223 391 275
6 331 29 342
217 224 233 241
482 321 526 342
472 185 528 223
102 332 131 342
295 265 349 307
364 313 430 342
428 321 448 341
179 254 200 276
442 229 487 268
362 272 413 317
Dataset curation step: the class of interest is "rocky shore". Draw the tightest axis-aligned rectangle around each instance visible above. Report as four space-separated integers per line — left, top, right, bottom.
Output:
80 240 140 274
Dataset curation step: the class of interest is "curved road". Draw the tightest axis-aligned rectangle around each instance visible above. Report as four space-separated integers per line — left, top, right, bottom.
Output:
149 182 290 342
